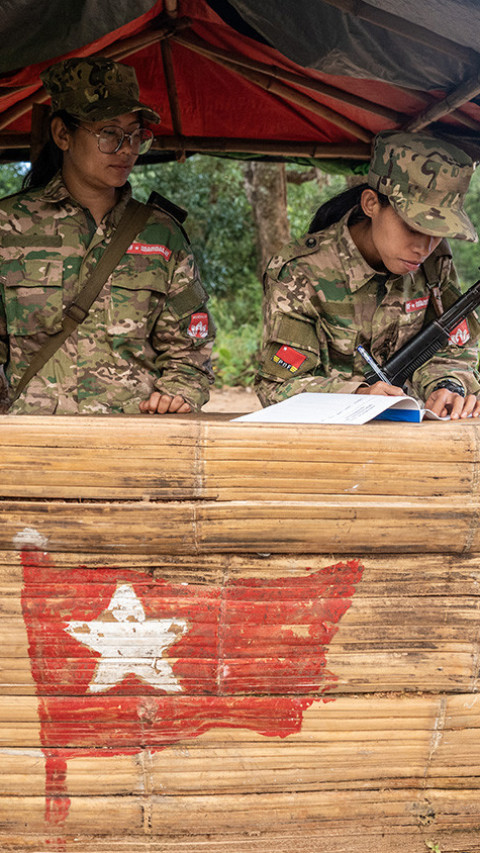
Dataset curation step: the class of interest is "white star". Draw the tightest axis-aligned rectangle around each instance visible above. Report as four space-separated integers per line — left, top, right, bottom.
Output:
65 583 189 694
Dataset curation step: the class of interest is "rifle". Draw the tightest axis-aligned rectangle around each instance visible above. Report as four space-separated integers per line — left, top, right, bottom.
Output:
362 278 480 388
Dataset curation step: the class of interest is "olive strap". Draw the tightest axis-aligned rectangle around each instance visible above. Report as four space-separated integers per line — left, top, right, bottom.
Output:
9 198 151 406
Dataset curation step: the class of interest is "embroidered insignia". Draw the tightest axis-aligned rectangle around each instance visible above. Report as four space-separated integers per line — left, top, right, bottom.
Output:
273 345 306 373
405 296 429 313
449 319 470 346
188 312 209 338
127 242 172 260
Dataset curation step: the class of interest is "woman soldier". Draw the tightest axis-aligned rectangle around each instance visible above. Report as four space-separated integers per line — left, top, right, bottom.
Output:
255 131 480 419
0 57 214 414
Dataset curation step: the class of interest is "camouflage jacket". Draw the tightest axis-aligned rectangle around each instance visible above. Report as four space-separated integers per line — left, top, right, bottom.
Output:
0 174 215 414
256 212 480 406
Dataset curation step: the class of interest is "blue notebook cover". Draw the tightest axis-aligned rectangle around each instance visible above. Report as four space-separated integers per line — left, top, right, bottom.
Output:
374 408 422 423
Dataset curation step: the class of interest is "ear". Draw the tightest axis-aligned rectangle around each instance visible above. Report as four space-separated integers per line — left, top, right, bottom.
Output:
359 188 380 219
50 116 74 151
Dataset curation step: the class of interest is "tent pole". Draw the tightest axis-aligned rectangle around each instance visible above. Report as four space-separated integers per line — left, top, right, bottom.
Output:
0 88 48 133
0 133 371 159
161 38 185 158
165 0 178 17
405 73 480 132
0 134 30 148
101 21 189 61
150 136 371 158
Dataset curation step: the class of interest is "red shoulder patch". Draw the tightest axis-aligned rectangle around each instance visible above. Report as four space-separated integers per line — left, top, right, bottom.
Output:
273 345 307 373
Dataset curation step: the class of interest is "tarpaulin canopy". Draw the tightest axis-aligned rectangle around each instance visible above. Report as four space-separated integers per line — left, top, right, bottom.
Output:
1 0 480 166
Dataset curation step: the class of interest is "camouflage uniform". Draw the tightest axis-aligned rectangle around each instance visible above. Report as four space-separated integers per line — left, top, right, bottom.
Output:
0 173 215 414
255 213 480 406
256 131 480 407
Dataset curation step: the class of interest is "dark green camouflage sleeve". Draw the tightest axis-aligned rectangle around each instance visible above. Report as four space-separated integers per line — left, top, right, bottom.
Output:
150 252 215 410
255 254 366 407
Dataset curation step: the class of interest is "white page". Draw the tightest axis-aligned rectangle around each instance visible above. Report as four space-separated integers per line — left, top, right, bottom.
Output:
233 392 423 425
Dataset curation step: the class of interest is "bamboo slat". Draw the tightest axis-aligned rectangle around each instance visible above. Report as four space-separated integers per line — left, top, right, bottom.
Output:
1 550 480 593
1 789 480 838
0 832 479 853
0 495 477 553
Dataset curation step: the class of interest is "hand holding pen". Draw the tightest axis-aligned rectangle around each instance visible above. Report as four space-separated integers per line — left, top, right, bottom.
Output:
356 345 406 397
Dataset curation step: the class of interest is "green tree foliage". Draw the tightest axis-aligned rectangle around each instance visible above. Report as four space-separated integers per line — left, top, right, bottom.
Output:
130 157 258 304
448 167 480 288
0 162 27 197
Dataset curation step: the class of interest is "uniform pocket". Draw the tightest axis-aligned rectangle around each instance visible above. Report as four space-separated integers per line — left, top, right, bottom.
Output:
320 318 357 358
107 263 168 341
1 258 64 336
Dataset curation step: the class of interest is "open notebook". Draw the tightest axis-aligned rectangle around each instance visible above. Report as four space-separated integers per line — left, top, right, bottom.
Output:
233 392 449 425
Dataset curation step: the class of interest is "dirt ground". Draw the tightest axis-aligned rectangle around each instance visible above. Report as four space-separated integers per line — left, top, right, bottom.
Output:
202 385 262 414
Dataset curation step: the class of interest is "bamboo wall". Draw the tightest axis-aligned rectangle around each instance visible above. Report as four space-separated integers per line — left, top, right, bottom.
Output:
1 414 480 853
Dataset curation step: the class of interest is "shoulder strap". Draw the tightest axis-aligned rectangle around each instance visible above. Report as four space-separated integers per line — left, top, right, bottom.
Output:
9 198 151 406
422 238 452 318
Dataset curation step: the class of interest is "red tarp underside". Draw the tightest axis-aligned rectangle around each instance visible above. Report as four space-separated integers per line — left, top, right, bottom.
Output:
1 0 480 154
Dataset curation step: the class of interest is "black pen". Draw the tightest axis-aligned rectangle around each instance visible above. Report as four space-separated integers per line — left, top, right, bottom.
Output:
357 345 391 385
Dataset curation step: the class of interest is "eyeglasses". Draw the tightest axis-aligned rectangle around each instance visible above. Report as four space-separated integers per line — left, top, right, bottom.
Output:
75 124 154 155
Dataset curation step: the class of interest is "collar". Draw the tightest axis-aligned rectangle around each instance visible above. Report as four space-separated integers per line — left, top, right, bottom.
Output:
333 211 386 293
40 172 132 228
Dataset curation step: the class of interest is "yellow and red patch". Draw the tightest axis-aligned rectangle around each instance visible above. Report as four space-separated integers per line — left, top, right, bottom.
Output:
273 345 306 373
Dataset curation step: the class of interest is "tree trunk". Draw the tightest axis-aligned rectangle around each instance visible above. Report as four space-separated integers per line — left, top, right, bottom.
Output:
244 161 290 280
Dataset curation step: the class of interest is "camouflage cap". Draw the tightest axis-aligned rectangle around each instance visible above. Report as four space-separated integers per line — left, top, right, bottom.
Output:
368 130 477 242
41 57 160 124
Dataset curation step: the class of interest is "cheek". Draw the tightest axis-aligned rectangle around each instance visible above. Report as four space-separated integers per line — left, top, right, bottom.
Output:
382 221 410 254
372 221 397 256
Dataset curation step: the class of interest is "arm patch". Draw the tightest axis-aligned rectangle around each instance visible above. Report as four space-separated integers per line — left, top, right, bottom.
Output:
258 314 319 379
167 279 208 318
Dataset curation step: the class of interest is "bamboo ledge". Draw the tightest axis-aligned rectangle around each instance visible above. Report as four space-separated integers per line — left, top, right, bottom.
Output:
0 414 479 554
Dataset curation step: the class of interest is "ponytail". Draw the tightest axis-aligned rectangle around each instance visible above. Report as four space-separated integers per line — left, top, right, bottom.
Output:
308 184 390 233
22 111 77 190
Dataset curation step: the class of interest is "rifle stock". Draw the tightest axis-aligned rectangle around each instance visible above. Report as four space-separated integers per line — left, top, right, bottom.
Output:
364 279 480 388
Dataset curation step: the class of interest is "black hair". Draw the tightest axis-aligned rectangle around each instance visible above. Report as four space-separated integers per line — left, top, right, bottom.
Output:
22 110 78 190
308 183 390 233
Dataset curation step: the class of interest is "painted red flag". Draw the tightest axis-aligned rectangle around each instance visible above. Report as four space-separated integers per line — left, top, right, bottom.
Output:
20 548 363 844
